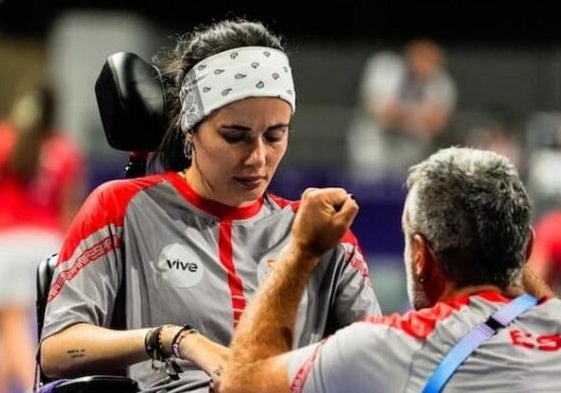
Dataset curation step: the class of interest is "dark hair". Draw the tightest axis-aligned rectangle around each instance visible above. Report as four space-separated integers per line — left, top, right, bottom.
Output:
406 146 531 289
11 85 56 134
150 18 286 171
7 85 57 180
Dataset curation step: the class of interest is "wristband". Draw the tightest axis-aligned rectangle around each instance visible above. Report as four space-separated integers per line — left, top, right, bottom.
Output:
144 324 173 361
171 324 199 359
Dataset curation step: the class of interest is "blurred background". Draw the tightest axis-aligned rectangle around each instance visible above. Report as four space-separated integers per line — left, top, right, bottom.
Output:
2 1 561 315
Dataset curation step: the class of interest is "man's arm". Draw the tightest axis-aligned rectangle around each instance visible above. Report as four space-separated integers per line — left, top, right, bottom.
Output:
220 188 359 393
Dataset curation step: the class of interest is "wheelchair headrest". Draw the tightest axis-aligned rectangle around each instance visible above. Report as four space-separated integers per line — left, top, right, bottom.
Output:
95 52 166 152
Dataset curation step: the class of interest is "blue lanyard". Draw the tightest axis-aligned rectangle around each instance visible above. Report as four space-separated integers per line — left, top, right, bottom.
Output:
422 293 538 393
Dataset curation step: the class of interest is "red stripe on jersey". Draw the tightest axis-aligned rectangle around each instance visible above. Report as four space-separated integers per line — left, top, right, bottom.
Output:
363 292 513 339
340 228 357 245
48 235 121 302
59 175 164 263
219 221 246 327
268 193 299 211
50 175 163 302
340 230 371 281
290 339 326 393
167 172 263 220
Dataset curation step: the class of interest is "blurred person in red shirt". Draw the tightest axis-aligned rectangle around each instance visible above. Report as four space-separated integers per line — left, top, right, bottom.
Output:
0 85 85 393
528 210 561 295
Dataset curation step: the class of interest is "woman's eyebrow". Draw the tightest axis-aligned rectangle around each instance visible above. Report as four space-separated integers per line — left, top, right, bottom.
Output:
221 124 251 131
221 122 290 131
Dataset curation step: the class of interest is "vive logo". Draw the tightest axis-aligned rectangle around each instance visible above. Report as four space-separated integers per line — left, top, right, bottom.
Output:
158 244 204 288
166 258 199 272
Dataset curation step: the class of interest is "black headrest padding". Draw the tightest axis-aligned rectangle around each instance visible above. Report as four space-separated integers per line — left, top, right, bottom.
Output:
95 52 165 152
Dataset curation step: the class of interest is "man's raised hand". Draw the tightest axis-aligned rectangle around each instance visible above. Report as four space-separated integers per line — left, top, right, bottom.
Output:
291 187 359 257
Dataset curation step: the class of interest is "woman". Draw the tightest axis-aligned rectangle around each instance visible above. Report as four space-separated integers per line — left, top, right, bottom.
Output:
40 18 381 392
0 85 84 393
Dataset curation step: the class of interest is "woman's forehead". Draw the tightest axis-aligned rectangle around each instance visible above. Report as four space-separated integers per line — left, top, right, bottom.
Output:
218 97 292 114
205 98 292 127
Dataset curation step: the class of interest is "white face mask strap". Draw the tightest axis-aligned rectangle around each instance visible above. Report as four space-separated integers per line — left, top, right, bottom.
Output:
179 46 296 133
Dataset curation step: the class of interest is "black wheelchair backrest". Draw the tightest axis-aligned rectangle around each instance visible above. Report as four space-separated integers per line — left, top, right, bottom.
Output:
95 51 166 152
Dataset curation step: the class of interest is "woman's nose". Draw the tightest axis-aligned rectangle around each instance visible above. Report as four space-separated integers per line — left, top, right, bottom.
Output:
245 138 266 166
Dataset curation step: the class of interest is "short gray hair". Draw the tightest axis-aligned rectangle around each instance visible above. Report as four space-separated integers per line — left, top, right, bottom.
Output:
406 146 531 288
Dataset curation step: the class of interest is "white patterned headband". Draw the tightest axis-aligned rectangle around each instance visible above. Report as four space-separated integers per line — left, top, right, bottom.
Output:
179 46 296 133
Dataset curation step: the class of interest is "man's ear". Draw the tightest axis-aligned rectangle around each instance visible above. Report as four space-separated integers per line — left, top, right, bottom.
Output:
524 226 535 264
413 233 447 303
412 233 433 280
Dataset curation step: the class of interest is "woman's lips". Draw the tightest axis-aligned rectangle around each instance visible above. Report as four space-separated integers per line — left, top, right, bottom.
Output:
235 176 264 189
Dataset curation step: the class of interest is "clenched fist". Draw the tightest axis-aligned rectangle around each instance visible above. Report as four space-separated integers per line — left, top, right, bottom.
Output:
291 187 359 257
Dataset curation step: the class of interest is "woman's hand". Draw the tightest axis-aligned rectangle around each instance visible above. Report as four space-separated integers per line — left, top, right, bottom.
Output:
170 329 230 385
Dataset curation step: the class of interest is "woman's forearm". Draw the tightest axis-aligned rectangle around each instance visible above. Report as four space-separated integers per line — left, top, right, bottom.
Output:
40 322 149 378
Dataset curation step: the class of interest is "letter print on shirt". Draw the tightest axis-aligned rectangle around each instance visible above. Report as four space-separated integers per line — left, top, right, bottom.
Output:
158 243 205 288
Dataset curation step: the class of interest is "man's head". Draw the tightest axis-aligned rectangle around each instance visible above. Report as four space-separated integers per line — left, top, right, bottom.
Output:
402 147 532 309
405 38 444 78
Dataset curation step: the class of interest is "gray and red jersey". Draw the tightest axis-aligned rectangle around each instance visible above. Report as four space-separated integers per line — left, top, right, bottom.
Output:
41 172 380 390
287 292 561 393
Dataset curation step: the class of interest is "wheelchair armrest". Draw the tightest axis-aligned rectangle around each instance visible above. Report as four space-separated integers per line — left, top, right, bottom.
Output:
40 375 139 393
36 253 58 336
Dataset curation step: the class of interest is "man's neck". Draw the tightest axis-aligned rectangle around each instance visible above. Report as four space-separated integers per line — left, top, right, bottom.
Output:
439 283 512 302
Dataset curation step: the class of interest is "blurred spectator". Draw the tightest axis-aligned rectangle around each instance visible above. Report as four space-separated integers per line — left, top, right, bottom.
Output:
347 38 457 180
525 114 561 293
464 114 524 176
525 112 561 218
0 85 85 393
528 209 561 295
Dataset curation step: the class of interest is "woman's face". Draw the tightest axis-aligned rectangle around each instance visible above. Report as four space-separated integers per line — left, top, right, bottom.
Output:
186 97 291 207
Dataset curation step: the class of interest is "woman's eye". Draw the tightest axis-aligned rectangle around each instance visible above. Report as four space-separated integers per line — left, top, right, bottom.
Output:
221 128 287 144
265 134 283 143
223 134 245 143
264 129 287 143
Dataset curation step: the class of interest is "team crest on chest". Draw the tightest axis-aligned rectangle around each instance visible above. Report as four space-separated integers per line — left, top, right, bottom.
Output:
257 256 277 283
157 243 204 287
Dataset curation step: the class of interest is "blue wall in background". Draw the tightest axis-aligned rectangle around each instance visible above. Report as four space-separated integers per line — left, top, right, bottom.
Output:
269 168 406 256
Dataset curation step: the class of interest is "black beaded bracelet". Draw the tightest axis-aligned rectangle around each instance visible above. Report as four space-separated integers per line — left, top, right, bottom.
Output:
144 327 158 359
144 325 170 361
156 324 175 359
171 324 199 359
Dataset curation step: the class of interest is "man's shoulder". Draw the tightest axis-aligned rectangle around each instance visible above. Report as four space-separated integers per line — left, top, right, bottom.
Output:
362 297 471 340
